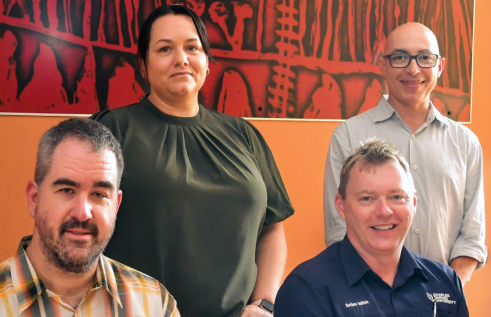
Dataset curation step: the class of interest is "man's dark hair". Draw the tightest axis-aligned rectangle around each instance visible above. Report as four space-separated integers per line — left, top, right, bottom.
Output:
35 118 124 187
138 4 217 72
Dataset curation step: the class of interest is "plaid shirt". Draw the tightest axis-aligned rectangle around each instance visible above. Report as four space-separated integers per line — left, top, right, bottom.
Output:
0 236 178 317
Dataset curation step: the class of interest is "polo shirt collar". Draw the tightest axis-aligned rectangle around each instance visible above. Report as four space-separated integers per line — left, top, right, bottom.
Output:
339 235 428 288
13 235 122 315
372 96 449 128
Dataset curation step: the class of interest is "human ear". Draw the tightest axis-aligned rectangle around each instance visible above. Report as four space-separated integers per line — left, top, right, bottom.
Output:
139 57 147 81
437 57 446 78
26 180 39 219
335 194 347 221
115 190 123 215
378 56 386 76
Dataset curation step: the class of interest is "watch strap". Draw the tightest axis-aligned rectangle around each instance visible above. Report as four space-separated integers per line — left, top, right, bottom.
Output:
251 299 274 314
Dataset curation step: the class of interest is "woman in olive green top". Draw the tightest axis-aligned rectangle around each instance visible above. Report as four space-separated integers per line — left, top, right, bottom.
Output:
91 5 294 317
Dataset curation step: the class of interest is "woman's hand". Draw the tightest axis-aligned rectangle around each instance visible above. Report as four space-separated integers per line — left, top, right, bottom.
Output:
240 304 273 316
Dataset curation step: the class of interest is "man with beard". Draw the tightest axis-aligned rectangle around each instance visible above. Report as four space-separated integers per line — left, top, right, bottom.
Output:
0 118 180 317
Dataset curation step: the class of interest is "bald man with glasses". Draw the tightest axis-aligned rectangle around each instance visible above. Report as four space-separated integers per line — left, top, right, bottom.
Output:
323 22 486 287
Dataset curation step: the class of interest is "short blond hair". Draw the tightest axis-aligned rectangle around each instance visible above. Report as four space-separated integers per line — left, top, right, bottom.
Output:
338 139 414 199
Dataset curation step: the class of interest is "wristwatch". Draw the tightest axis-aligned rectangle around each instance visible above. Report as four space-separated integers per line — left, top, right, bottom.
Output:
251 299 274 314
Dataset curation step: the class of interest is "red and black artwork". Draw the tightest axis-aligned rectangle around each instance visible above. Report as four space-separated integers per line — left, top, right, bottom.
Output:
0 0 473 121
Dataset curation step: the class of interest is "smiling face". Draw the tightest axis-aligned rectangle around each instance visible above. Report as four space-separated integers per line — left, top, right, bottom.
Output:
335 161 416 259
379 23 445 109
27 138 122 274
144 14 208 104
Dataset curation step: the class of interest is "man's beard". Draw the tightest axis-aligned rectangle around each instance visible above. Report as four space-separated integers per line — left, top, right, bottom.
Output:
35 211 115 274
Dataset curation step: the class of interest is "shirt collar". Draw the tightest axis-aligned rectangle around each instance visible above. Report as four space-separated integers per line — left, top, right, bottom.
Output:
427 102 450 127
393 247 429 289
339 235 428 287
338 236 372 286
92 254 123 308
14 236 46 314
372 95 449 128
14 236 122 314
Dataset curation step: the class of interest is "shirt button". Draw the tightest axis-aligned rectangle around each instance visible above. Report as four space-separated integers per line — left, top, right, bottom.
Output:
415 229 420 234
412 134 416 139
413 165 418 170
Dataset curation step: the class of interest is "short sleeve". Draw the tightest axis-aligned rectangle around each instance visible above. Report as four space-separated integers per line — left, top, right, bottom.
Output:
240 119 294 225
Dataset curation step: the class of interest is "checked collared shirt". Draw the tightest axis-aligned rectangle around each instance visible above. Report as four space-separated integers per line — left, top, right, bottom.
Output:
0 236 178 317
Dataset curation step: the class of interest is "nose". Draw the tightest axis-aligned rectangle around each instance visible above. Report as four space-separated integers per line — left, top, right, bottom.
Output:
405 58 421 76
173 48 189 67
374 197 393 218
69 195 93 222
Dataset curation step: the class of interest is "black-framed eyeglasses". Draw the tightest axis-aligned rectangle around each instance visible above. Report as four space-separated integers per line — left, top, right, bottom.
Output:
383 53 442 68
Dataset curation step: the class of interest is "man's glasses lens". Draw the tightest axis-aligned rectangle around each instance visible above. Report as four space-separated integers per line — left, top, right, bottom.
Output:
388 54 439 68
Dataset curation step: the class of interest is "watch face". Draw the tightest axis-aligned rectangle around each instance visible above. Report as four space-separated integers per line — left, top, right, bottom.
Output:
260 299 274 313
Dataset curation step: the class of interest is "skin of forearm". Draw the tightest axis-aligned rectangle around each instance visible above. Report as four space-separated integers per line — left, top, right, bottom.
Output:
450 256 478 287
250 222 288 302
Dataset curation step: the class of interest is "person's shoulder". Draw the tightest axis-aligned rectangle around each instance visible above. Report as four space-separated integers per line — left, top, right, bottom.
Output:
202 107 264 140
91 100 143 121
0 257 17 307
333 106 380 137
0 257 15 290
410 251 459 283
433 108 475 136
105 256 162 288
435 114 482 153
104 257 177 315
288 243 341 282
202 106 247 126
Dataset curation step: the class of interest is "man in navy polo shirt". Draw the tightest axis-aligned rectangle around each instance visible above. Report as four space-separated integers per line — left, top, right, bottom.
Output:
275 140 468 316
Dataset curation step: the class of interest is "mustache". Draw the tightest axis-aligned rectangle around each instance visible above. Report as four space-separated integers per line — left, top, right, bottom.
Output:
60 219 99 236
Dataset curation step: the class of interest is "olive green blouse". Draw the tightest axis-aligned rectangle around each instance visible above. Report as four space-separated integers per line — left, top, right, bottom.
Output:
91 97 294 317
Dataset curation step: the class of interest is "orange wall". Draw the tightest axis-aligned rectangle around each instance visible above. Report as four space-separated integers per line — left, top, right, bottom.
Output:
0 0 489 315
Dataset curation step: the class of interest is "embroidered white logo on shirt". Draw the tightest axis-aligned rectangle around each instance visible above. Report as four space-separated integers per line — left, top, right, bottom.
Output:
345 300 369 308
426 293 456 304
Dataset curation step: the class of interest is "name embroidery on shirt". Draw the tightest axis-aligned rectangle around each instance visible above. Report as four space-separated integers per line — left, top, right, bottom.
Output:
427 293 456 304
345 300 369 308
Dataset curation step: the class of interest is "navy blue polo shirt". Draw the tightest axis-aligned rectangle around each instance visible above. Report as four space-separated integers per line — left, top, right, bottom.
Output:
275 236 468 317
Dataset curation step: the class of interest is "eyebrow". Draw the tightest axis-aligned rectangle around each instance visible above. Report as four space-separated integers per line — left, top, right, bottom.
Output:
391 48 435 54
52 178 115 190
388 188 409 195
53 178 79 188
356 190 375 196
355 188 408 195
94 181 115 190
155 38 200 45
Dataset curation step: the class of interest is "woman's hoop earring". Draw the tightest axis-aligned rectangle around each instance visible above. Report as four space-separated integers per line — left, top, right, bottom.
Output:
206 68 210 75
